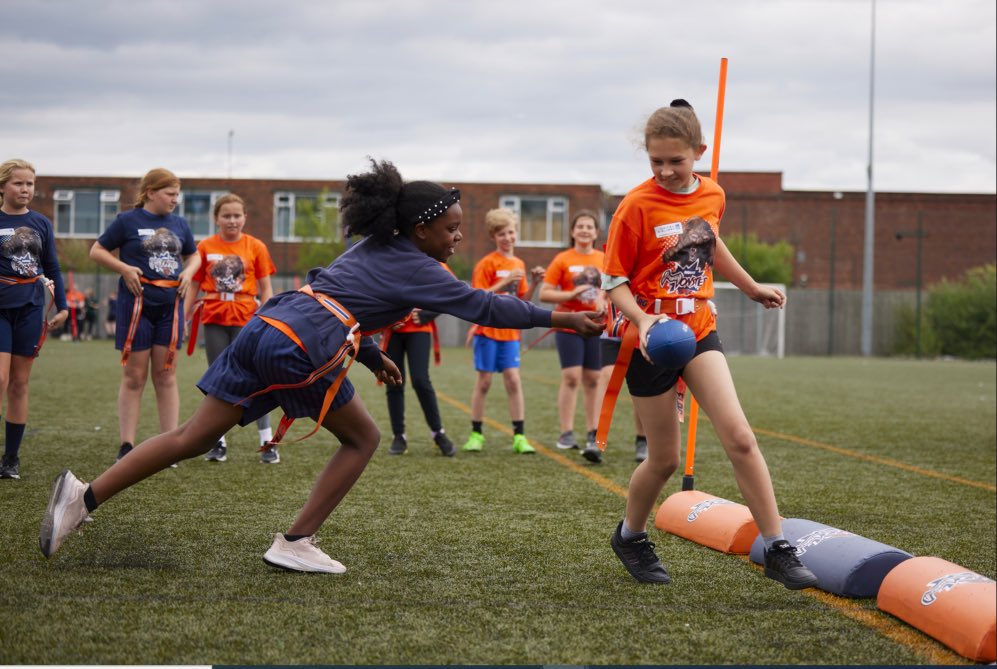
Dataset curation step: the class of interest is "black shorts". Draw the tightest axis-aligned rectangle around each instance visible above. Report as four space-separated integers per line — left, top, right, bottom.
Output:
626 330 723 397
600 337 621 367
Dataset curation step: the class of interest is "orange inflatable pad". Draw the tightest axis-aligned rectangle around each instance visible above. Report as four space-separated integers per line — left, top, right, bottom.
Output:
877 556 996 662
654 490 759 554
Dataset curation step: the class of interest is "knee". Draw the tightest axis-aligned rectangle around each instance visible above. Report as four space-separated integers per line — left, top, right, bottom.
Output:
410 375 433 394
121 370 147 392
6 376 29 400
151 369 177 391
561 374 580 391
724 427 759 461
476 376 492 394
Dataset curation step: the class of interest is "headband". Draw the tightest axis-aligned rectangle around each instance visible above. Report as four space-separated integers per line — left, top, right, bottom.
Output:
413 188 461 224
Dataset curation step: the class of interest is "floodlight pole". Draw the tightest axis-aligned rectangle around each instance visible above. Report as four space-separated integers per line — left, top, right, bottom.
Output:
227 129 234 180
860 0 876 356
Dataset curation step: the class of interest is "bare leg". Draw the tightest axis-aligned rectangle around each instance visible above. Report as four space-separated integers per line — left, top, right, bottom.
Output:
149 345 180 432
118 349 151 445
557 366 581 432
502 368 524 422
684 351 782 537
5 354 35 423
625 392 682 532
286 395 380 536
469 372 491 421
581 367 601 432
90 396 243 504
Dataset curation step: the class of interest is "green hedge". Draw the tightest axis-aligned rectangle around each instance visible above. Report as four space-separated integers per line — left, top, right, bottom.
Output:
893 263 996 359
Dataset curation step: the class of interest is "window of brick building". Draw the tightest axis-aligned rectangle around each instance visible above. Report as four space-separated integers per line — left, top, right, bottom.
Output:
53 189 120 237
498 195 567 247
273 191 340 242
175 190 229 239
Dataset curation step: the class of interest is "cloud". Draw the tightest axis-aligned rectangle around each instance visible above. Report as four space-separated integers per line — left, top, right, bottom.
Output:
2 0 994 193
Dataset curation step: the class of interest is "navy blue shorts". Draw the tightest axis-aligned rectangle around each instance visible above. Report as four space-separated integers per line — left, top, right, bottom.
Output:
554 330 601 370
0 303 43 356
600 337 621 368
626 330 723 397
197 316 355 426
114 291 184 353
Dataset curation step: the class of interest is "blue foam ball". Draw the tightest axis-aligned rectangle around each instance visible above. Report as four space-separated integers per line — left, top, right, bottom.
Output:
645 318 697 369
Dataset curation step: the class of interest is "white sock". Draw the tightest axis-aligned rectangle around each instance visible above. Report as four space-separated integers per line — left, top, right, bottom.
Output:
258 427 273 445
620 520 645 541
763 534 786 550
218 436 227 448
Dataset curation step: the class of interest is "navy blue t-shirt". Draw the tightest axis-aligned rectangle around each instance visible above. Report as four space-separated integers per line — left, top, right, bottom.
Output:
0 209 68 311
97 208 196 307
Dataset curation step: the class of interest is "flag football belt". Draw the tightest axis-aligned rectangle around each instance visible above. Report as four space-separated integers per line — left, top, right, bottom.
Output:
185 291 259 356
121 277 182 370
0 275 58 358
243 285 361 452
593 297 716 452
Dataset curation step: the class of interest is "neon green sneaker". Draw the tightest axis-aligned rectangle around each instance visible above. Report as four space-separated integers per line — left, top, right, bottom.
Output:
462 431 485 452
512 434 535 454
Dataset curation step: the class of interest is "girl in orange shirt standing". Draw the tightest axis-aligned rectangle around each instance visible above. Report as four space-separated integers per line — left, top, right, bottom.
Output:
602 100 817 590
185 194 276 463
539 210 605 452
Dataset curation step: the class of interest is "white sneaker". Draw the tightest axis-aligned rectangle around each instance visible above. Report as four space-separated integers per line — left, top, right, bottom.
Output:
262 533 346 574
39 470 90 558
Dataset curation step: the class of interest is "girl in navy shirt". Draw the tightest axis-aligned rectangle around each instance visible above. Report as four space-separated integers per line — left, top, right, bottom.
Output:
0 159 68 480
41 159 603 574
89 168 199 463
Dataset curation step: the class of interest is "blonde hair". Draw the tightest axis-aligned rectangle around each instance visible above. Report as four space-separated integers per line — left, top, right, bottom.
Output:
213 193 246 219
644 100 703 150
134 168 180 208
0 159 36 206
484 207 518 237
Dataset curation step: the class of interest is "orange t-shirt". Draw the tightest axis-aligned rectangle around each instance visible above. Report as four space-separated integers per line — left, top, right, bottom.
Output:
192 234 276 327
543 247 604 313
392 261 455 334
603 175 724 339
471 251 529 342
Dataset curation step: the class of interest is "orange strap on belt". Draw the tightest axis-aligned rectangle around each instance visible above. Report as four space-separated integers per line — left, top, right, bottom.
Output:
0 274 44 286
594 323 639 452
186 291 258 356
242 285 360 451
122 278 182 370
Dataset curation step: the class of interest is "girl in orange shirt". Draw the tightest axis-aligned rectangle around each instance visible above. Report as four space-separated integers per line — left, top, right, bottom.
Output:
185 194 276 463
539 210 605 452
602 100 817 590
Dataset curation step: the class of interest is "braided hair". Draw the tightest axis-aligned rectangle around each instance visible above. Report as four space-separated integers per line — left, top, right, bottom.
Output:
340 158 453 244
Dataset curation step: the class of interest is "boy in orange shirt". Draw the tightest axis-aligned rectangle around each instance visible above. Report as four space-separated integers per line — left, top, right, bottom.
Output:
462 208 544 454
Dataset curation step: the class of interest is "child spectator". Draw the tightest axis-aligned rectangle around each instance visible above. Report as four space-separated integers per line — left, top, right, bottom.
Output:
462 208 545 455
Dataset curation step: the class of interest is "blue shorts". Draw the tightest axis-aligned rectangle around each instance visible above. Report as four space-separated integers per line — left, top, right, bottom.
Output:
197 316 355 426
0 303 44 357
472 335 520 373
626 330 724 397
555 330 601 370
114 292 184 353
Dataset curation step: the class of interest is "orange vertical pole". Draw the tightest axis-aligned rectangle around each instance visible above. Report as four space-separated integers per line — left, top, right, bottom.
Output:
682 57 728 491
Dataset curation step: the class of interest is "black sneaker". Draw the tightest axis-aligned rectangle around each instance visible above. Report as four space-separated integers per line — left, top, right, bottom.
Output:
610 521 671 584
581 442 603 464
388 434 407 455
205 442 227 462
434 432 456 457
0 454 20 480
764 540 819 590
116 442 133 462
634 437 648 463
260 446 280 464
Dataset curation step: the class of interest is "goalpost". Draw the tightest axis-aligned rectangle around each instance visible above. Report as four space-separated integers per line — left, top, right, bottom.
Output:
712 281 786 358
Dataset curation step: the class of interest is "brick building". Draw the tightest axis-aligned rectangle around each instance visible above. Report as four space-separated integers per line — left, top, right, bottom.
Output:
32 172 995 289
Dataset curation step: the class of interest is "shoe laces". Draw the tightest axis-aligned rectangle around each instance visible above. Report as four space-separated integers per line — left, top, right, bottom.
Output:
767 541 804 570
629 536 661 567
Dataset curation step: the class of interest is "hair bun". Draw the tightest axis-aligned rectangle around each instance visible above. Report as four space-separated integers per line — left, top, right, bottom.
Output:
670 99 693 109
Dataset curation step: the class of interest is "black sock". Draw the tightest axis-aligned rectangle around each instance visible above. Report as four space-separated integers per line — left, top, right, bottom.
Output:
512 420 524 436
471 421 483 434
4 420 25 459
83 486 99 513
283 534 308 542
635 434 647 444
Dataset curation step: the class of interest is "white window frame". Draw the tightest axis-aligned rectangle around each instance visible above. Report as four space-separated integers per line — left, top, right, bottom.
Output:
498 194 569 248
53 189 120 238
177 190 229 240
272 191 341 242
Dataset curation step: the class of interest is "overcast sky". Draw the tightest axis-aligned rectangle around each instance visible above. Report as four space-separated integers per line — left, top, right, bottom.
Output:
4 0 995 195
